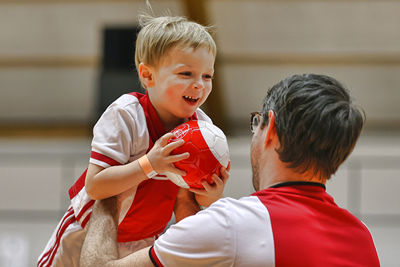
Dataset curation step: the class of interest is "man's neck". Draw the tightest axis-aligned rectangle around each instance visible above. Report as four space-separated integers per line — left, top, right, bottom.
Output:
258 156 326 190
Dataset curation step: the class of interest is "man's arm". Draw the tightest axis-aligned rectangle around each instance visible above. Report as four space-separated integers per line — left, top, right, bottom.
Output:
174 165 231 220
79 197 154 267
174 188 201 222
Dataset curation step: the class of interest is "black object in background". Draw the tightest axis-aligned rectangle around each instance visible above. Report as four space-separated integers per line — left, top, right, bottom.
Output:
97 26 144 120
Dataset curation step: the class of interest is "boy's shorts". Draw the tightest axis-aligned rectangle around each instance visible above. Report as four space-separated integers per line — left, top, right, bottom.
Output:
37 205 155 267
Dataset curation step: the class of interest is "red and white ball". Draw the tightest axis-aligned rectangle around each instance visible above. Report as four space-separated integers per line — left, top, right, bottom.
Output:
166 120 230 189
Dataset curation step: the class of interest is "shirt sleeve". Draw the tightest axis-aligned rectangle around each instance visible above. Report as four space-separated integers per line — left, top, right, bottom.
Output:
90 99 138 168
151 199 236 267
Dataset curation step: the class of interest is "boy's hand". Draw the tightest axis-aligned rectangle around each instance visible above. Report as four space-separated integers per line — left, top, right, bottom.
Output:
189 164 230 207
146 133 189 176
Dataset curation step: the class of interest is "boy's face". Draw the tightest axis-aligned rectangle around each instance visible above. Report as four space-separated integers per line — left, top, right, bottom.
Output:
146 45 215 126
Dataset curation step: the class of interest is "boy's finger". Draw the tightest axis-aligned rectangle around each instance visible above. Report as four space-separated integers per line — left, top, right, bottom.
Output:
211 174 223 186
158 133 175 146
201 180 214 192
168 152 190 163
220 167 230 182
164 138 185 153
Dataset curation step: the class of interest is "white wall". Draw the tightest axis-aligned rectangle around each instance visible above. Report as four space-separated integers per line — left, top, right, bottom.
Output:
0 0 183 123
208 0 400 128
1 0 400 128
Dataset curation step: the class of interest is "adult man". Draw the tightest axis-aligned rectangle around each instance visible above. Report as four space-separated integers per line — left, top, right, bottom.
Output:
80 74 380 267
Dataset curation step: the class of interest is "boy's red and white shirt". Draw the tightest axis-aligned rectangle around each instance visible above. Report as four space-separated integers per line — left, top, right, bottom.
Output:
69 92 212 242
38 92 212 266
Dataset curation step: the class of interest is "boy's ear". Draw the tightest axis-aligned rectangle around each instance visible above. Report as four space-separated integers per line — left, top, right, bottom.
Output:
139 63 155 88
264 110 277 148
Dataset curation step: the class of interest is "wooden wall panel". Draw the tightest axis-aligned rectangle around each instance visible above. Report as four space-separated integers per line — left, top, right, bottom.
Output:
210 0 400 54
0 1 182 56
220 64 400 128
0 68 96 122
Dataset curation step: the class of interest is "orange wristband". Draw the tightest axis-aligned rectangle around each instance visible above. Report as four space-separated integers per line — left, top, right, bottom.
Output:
138 154 157 179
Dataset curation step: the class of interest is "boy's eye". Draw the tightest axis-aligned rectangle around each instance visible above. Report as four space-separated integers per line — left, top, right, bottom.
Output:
204 74 213 79
179 72 192 76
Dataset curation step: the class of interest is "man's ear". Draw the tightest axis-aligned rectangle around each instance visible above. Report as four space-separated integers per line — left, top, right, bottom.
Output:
139 63 155 88
264 110 276 147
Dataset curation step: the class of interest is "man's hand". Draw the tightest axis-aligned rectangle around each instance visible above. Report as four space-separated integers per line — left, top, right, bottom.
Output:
190 164 230 207
80 197 154 267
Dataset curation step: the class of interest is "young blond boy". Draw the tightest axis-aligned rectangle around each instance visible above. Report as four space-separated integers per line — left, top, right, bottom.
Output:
38 14 229 267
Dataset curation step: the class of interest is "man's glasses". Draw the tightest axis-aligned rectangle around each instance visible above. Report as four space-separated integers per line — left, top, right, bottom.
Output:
250 112 262 133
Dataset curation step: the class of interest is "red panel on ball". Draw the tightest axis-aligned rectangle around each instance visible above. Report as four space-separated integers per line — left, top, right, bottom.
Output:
169 120 222 189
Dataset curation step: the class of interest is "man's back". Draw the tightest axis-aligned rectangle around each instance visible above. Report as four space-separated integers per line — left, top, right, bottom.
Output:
254 182 380 267
152 182 380 267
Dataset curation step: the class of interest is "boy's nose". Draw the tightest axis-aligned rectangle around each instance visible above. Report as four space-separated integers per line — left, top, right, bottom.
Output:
192 79 204 89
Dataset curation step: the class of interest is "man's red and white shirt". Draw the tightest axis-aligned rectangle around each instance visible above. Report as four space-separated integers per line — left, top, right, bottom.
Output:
150 182 380 267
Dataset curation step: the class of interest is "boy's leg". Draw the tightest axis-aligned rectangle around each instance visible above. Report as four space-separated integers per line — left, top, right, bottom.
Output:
37 206 85 267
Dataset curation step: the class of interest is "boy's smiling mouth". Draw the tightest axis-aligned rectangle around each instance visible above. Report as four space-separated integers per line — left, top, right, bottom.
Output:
183 95 200 103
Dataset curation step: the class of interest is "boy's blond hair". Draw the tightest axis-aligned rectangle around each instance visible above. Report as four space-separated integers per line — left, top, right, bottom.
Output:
135 13 217 72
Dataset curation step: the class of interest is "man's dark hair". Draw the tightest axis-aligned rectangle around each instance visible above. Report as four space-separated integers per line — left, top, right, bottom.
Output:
261 73 365 179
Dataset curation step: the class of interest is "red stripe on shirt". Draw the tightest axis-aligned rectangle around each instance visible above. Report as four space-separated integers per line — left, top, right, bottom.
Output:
149 246 164 267
90 151 122 166
69 151 121 201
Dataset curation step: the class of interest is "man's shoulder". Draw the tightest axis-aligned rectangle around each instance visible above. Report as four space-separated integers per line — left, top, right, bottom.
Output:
212 195 260 207
154 196 276 266
208 196 268 219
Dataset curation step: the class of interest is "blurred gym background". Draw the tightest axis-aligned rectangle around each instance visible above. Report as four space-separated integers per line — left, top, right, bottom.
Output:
0 0 399 266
